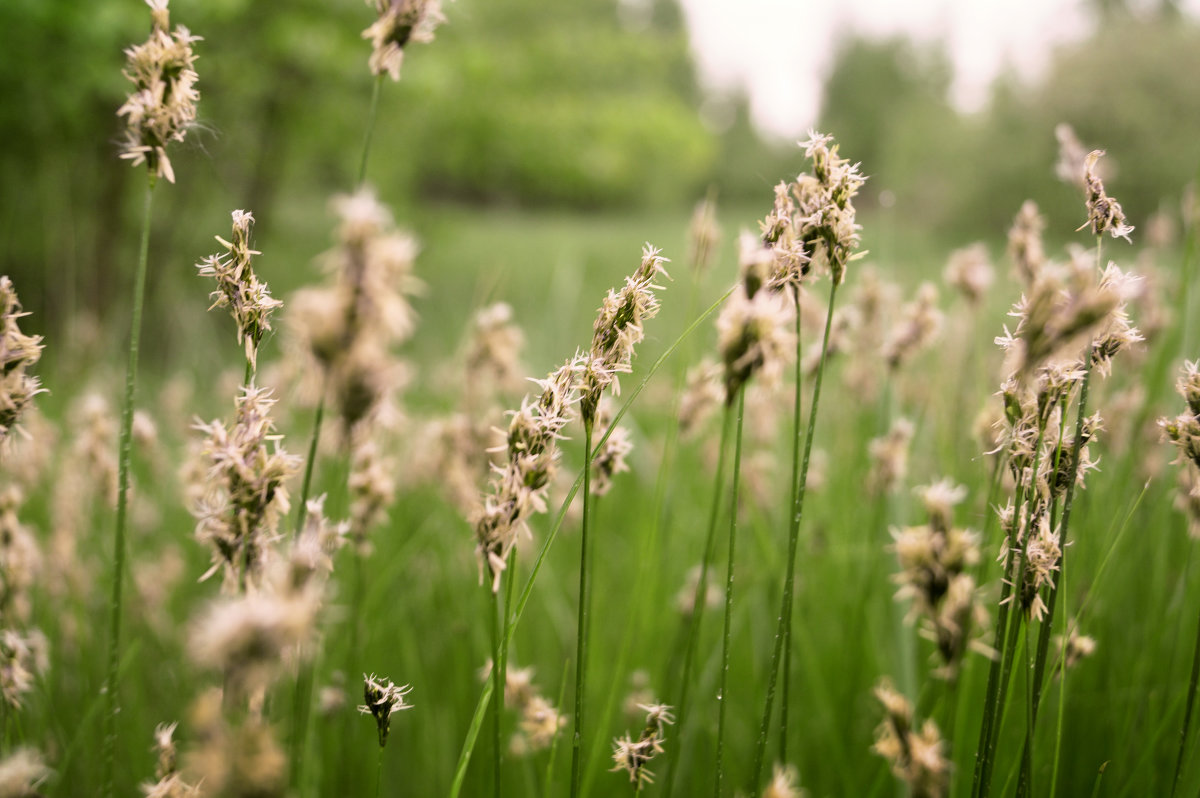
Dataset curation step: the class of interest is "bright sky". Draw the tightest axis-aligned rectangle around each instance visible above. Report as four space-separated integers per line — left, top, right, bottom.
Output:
677 0 1200 138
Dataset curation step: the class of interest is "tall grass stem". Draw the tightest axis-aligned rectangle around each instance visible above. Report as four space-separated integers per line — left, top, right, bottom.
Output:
569 419 596 798
103 175 156 798
714 387 746 796
751 279 841 793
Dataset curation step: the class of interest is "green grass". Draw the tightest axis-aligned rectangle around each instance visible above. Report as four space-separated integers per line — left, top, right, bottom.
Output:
7 192 1200 798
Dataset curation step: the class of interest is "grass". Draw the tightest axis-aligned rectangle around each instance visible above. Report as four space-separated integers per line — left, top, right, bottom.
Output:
6 141 1200 798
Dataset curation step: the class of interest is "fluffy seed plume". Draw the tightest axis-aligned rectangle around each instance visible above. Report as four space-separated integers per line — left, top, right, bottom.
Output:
1160 360 1200 537
117 0 200 183
196 211 282 370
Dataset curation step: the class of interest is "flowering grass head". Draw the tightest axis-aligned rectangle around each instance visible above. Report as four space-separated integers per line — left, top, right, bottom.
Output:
117 0 200 183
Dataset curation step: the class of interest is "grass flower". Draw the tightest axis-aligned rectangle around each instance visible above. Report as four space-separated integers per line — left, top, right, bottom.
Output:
140 722 200 798
872 680 949 798
764 763 805 798
363 0 446 80
192 385 302 591
1078 150 1134 242
0 747 50 797
580 244 669 424
0 278 44 444
359 673 413 748
610 703 674 787
944 243 994 307
196 211 282 373
117 0 200 184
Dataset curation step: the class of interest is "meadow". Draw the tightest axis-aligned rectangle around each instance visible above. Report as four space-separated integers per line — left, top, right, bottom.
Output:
1 2 1199 797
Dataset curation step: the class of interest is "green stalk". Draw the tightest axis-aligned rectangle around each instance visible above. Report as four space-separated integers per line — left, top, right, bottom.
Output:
778 288 803 764
1050 539 1069 798
450 288 733 798
103 175 156 798
1020 356 1094 797
569 418 596 798
375 745 385 798
714 388 746 797
1172 592 1200 796
545 658 570 797
491 584 504 797
662 402 734 798
750 279 840 793
974 422 1046 798
358 74 384 187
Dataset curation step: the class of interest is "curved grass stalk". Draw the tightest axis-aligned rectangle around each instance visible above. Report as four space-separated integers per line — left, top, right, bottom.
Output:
750 279 840 793
103 175 156 798
714 387 746 796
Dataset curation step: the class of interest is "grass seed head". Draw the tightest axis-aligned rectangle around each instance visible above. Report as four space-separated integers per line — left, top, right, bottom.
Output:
359 673 413 748
117 0 200 183
1078 150 1134 242
364 0 446 81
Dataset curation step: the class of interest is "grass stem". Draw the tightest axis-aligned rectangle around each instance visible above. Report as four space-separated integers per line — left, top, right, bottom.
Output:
714 387 746 797
569 418 596 798
102 174 156 798
751 279 841 793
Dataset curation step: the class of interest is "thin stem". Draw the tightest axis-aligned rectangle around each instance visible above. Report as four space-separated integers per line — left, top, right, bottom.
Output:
663 402 734 798
975 422 1047 798
1050 542 1069 798
103 175 156 798
1172 600 1200 797
751 279 841 793
714 388 745 796
375 745 384 798
294 392 327 537
778 287 803 764
358 74 385 187
491 585 504 797
569 419 596 798
545 658 570 797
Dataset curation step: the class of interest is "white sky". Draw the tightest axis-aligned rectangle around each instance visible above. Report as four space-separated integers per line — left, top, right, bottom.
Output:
676 0 1200 138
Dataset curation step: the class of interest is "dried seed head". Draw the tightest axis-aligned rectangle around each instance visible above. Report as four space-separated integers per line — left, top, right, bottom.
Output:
359 673 413 748
1078 150 1134 242
363 0 446 80
117 0 200 183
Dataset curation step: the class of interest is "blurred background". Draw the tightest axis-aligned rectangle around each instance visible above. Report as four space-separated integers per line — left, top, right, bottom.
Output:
2 0 1199 377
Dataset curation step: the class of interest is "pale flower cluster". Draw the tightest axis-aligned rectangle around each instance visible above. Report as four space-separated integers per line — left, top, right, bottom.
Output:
363 0 446 80
610 703 674 786
117 0 200 183
196 211 283 371
1160 360 1200 537
0 277 44 442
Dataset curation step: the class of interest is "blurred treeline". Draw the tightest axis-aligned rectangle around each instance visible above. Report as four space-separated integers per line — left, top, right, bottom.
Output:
2 0 1198 339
